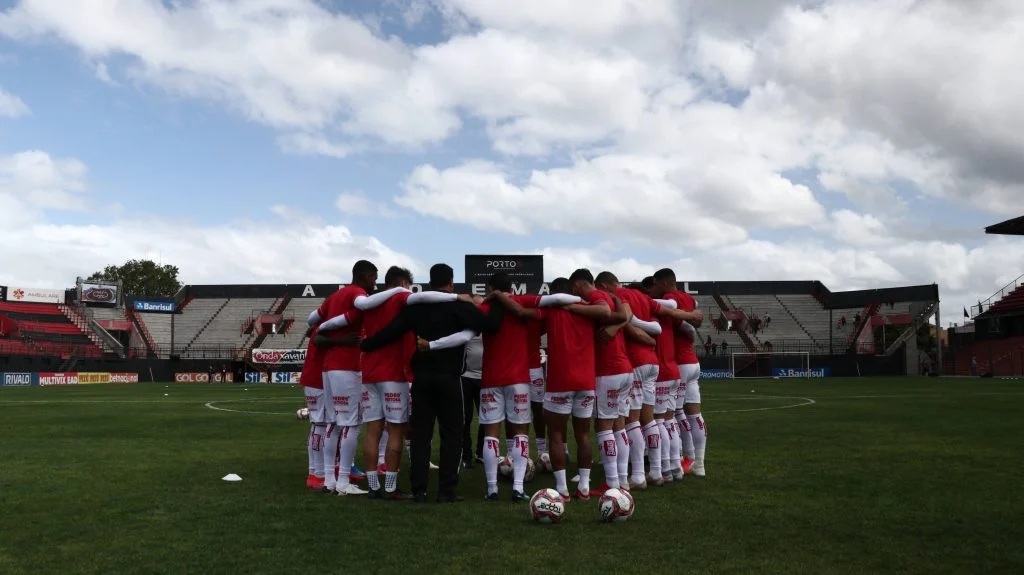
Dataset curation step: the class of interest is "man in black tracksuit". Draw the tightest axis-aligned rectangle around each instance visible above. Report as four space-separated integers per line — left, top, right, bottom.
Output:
360 263 501 503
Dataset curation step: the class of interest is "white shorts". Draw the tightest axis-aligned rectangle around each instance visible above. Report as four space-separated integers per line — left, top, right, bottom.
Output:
361 382 410 424
543 390 595 418
631 364 659 409
323 370 363 427
654 379 678 415
529 368 546 403
596 373 633 419
303 386 328 424
480 384 532 425
679 363 701 407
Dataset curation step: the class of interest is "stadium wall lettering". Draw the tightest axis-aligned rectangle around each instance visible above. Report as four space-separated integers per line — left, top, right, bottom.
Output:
132 300 175 313
38 372 79 386
772 368 831 378
6 286 63 304
174 372 235 383
271 371 302 384
1 372 35 386
700 369 735 379
244 372 269 383
251 349 307 364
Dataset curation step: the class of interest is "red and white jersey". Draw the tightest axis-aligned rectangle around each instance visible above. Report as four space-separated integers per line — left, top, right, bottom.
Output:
585 289 633 377
317 285 365 372
540 307 596 392
300 327 324 390
616 287 660 368
527 318 544 371
667 291 699 365
479 295 540 388
360 291 411 384
655 311 680 383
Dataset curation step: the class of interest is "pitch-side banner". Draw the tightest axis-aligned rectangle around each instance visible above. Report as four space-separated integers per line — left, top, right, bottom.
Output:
701 369 735 379
77 372 111 384
1 372 35 387
39 372 79 386
8 286 63 304
251 349 306 364
174 372 235 383
80 283 119 304
133 300 175 313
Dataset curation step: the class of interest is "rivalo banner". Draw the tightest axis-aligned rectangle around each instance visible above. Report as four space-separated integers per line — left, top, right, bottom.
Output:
1 372 35 387
133 300 175 313
8 287 63 304
80 283 119 304
251 349 306 364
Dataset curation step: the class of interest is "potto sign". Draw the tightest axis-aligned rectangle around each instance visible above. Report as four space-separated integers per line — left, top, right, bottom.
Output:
464 254 543 285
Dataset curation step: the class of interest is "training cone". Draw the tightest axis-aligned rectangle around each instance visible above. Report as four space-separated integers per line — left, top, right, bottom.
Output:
222 474 243 482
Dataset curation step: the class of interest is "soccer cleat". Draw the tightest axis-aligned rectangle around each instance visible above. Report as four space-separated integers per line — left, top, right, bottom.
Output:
682 457 695 475
368 488 384 500
557 490 571 500
628 478 648 491
437 493 465 503
386 490 412 501
573 487 591 501
662 471 674 483
671 468 684 481
691 460 706 477
376 463 388 475
429 461 439 471
511 490 529 503
571 474 581 483
484 492 500 502
591 483 610 497
461 459 474 469
647 473 665 487
336 483 369 496
306 474 324 490
349 465 367 482
412 493 429 504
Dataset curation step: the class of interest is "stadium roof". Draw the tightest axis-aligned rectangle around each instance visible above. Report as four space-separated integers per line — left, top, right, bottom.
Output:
985 215 1024 236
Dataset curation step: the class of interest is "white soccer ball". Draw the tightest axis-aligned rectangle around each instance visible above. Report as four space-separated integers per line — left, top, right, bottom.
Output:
529 488 566 523
599 488 635 523
498 455 513 478
538 452 553 472
296 407 310 421
523 458 536 482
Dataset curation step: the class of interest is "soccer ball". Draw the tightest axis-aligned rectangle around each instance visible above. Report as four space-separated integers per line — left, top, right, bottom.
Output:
497 455 513 478
538 452 553 472
599 488 635 522
529 488 566 523
523 458 536 482
296 407 310 420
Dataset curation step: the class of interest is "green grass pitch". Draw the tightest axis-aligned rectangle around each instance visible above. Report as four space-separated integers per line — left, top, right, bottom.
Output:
1 377 1023 574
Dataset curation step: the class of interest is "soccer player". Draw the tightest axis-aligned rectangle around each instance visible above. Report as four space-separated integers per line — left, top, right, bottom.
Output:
567 269 633 495
652 268 707 477
594 273 663 490
479 274 578 501
299 326 327 490
306 260 378 496
536 277 593 498
527 316 548 468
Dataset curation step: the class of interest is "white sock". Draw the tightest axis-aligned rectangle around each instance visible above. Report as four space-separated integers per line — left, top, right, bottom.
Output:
643 421 662 478
615 429 629 486
506 438 515 458
626 422 645 484
323 424 340 489
578 468 591 493
554 469 568 495
677 413 696 460
385 471 398 493
512 434 529 492
307 425 317 475
536 436 547 456
596 430 620 489
483 436 500 495
669 421 682 471
687 413 707 461
378 429 388 466
367 470 381 491
658 420 671 473
336 426 359 488
405 438 412 459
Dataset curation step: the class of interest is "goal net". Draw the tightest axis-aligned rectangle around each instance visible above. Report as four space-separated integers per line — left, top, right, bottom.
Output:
730 352 812 379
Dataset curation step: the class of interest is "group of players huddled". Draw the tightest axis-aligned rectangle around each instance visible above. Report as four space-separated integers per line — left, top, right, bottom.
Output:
297 260 708 502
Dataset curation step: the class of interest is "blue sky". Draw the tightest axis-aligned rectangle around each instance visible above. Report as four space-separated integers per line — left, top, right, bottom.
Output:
1 0 1023 322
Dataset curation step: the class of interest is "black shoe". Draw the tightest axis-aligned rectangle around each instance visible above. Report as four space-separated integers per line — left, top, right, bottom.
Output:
368 488 384 500
461 459 474 469
437 493 465 503
386 490 412 501
511 490 528 502
411 492 429 504
484 492 500 501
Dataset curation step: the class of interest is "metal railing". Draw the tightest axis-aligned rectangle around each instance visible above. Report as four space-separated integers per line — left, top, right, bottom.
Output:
971 272 1024 317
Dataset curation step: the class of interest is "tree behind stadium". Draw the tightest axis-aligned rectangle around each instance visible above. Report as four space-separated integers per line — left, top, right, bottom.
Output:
87 259 182 297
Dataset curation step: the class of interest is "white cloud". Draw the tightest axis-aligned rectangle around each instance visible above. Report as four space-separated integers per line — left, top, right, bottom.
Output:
0 86 29 117
0 150 88 215
335 191 396 218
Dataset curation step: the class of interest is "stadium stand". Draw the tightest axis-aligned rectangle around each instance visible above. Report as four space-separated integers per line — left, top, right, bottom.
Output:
135 312 172 357
0 301 103 358
259 296 324 350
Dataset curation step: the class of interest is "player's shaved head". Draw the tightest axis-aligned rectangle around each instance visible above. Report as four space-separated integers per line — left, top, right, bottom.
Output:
653 268 676 283
487 273 513 293
569 268 594 284
550 277 571 294
384 266 413 288
594 271 619 292
651 268 676 298
429 263 454 290
352 260 378 289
